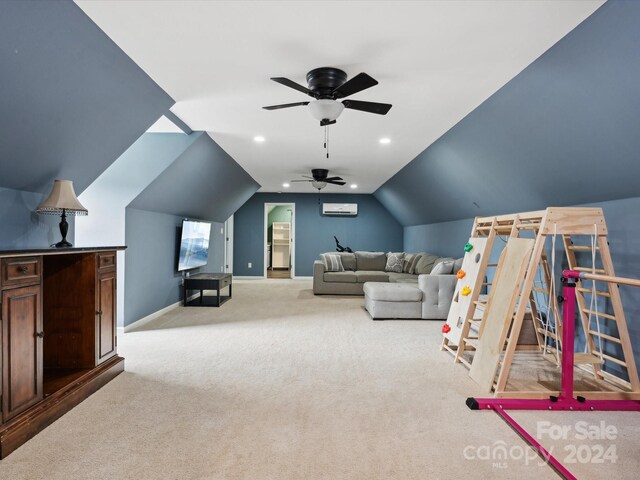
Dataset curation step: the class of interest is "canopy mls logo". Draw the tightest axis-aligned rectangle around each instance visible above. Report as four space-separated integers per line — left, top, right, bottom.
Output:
463 420 619 469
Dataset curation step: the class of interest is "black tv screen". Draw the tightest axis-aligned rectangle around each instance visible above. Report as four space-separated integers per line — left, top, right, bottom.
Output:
177 220 211 271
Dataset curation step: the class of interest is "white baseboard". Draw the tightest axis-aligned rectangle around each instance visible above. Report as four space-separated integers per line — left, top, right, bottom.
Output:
234 275 265 279
123 293 198 333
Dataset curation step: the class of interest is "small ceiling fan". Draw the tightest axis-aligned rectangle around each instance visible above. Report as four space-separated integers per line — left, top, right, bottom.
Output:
263 67 392 126
291 169 346 190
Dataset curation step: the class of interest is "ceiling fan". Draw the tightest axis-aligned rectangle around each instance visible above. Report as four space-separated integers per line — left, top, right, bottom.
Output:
291 169 346 190
263 67 392 126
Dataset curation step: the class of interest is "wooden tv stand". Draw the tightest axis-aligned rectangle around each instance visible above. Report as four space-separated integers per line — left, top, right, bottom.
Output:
0 246 125 458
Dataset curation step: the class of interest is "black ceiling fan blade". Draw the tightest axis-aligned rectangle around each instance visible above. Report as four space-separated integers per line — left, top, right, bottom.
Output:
332 72 378 99
342 99 392 115
320 119 336 127
262 101 310 111
325 176 344 182
326 180 346 186
270 77 315 97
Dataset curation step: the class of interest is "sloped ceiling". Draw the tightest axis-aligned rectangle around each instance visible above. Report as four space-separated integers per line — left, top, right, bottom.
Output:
0 1 174 194
375 0 640 226
128 133 259 222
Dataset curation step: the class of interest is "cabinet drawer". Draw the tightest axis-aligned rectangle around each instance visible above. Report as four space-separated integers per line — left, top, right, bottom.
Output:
1 257 42 288
97 252 116 272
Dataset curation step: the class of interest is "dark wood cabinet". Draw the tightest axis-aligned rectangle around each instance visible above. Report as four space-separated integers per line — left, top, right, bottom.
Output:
96 270 116 364
1 284 43 421
0 247 125 457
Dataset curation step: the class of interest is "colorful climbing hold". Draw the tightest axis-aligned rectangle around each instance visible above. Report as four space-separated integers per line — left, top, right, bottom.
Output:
442 324 451 334
461 286 472 296
464 242 474 253
457 269 466 279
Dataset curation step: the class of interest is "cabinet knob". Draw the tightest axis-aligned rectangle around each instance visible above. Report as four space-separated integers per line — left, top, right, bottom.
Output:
96 311 103 316
19 266 28 273
36 331 45 338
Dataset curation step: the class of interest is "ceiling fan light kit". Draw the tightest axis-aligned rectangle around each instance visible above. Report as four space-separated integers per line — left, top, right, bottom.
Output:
308 99 344 122
263 67 392 126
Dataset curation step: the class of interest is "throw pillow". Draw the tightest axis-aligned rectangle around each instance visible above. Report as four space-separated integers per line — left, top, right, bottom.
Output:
385 252 405 273
321 253 344 272
431 258 454 275
414 253 440 274
403 253 422 274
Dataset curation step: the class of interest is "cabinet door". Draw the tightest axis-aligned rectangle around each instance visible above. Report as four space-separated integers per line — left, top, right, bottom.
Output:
96 271 116 364
2 285 43 421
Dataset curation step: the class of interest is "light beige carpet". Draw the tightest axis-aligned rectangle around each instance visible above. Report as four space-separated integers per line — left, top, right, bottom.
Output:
0 279 637 479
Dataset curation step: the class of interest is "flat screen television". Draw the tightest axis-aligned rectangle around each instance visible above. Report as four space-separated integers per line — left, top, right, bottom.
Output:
177 220 211 271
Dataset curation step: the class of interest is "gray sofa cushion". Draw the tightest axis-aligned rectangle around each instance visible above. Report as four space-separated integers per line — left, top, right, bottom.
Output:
414 253 440 274
356 270 389 283
453 257 464 274
385 252 405 272
322 252 356 271
403 253 422 274
387 272 419 283
355 251 386 271
324 271 357 283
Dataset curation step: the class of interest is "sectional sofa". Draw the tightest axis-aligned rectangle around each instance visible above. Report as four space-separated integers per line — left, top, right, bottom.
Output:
313 251 462 319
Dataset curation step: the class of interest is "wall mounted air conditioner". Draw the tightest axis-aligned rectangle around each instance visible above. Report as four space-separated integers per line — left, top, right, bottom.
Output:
322 203 358 216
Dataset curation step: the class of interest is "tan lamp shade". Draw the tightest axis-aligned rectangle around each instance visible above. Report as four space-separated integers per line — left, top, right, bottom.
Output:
36 180 88 216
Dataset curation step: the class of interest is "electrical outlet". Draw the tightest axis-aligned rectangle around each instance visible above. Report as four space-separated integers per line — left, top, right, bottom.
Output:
248 262 252 268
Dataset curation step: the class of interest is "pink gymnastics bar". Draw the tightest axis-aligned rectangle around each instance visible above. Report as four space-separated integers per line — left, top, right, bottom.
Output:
466 270 640 479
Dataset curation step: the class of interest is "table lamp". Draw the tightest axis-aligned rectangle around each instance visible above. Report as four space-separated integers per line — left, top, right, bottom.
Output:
36 179 88 248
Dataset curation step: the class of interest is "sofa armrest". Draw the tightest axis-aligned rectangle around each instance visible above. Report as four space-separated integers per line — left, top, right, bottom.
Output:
313 260 326 294
417 274 457 319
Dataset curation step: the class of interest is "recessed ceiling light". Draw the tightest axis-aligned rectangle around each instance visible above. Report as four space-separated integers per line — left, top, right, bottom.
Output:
379 137 391 144
282 183 290 188
254 136 265 142
350 184 358 189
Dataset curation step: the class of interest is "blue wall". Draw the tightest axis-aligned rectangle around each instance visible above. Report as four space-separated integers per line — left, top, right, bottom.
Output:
0 1 174 195
124 207 225 326
234 193 403 276
375 1 640 226
0 187 75 248
404 217 474 257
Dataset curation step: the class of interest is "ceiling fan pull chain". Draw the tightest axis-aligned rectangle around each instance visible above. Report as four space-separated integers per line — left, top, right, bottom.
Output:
326 125 330 159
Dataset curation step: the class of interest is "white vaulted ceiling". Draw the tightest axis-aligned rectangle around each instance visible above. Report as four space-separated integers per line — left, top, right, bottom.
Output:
76 0 603 193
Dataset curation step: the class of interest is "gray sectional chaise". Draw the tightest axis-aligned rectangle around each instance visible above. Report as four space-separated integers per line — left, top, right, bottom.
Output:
313 251 461 320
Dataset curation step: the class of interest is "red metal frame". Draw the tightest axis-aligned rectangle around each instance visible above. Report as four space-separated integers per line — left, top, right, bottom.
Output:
466 269 640 479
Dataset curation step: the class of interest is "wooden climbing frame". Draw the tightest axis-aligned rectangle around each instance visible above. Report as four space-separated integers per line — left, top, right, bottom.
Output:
441 207 640 400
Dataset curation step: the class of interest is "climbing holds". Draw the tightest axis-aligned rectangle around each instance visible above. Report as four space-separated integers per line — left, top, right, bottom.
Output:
461 286 472 296
464 242 474 253
442 324 451 334
457 269 466 279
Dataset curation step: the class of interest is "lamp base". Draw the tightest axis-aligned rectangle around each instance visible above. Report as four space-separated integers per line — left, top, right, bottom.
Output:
54 239 73 248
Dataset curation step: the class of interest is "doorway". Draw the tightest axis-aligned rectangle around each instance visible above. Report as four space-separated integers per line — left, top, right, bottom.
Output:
264 203 295 279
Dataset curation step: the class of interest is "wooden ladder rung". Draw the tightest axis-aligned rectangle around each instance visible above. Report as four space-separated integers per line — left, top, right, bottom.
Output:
532 287 548 294
597 370 632 390
574 353 604 365
463 338 479 349
574 267 607 274
472 301 487 307
581 308 617 321
482 282 492 286
536 327 558 341
568 245 600 251
516 223 541 229
459 356 472 368
588 329 622 344
468 319 481 327
599 352 628 368
577 287 611 298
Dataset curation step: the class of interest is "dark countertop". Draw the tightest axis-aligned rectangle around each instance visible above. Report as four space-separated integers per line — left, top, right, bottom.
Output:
0 246 126 257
